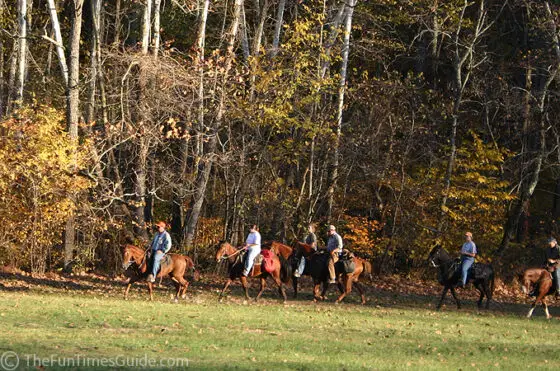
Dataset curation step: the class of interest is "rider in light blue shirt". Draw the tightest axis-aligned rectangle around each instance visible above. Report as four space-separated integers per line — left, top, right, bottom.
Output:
458 231 477 288
243 224 261 276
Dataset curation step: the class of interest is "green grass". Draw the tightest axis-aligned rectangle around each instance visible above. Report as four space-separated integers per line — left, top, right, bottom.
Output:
0 282 559 370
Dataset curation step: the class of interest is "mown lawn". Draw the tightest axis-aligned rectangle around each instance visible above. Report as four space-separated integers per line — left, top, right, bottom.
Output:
0 280 559 371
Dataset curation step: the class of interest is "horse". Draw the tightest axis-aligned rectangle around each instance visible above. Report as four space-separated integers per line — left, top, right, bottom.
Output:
292 242 371 304
520 267 556 319
262 240 294 280
215 241 290 302
122 244 196 302
427 244 494 310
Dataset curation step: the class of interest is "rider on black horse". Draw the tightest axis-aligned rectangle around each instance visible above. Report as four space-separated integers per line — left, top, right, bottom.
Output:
545 237 560 298
456 231 477 288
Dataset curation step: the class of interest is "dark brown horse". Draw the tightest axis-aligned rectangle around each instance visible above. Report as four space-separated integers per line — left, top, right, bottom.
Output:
122 244 196 302
215 241 289 302
520 268 555 319
292 241 371 304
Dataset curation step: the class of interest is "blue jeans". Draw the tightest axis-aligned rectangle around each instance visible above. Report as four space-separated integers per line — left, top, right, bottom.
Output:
243 246 261 276
553 268 560 293
151 250 164 277
296 257 306 276
460 256 474 286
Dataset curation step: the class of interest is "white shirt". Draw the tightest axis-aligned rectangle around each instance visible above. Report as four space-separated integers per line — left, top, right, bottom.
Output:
246 231 261 247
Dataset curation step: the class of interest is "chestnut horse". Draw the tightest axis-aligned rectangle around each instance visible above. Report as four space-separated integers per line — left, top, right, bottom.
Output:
292 241 372 304
215 241 289 302
520 268 555 319
122 244 196 302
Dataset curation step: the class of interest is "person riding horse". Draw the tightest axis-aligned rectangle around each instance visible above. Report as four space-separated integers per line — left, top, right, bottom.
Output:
544 237 560 298
147 221 172 283
242 224 262 277
294 223 317 278
327 225 343 284
457 232 477 288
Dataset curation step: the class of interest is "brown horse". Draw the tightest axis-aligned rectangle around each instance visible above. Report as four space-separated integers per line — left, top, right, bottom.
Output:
215 241 289 302
292 241 372 304
122 244 196 302
520 268 555 319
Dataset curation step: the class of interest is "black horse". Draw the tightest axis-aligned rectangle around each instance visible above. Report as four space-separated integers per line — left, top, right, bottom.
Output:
427 245 495 310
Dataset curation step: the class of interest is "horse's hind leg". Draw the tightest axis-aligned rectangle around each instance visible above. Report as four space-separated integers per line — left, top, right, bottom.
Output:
273 275 287 303
148 282 154 301
474 282 484 309
255 278 266 301
292 277 298 298
354 280 366 305
527 301 537 318
544 301 552 319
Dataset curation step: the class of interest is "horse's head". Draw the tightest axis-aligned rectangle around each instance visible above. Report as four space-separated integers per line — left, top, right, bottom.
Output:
215 241 234 262
427 244 443 268
519 268 543 296
122 244 138 270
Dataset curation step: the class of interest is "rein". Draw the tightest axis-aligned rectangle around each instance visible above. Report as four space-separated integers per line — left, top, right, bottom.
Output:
221 246 245 261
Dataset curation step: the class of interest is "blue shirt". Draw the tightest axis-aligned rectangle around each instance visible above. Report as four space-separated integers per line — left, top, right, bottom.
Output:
151 231 172 253
461 241 477 256
327 233 343 252
246 231 261 247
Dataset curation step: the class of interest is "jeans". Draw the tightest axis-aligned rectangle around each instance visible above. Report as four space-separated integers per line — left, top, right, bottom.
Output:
296 256 306 276
243 245 261 276
460 256 474 286
553 268 560 293
151 250 164 277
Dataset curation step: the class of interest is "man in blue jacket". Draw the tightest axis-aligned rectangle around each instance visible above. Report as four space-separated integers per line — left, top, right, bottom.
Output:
147 221 172 283
457 231 477 288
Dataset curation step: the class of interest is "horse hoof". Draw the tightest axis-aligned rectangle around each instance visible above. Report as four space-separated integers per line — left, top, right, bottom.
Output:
335 301 340 305
173 298 178 304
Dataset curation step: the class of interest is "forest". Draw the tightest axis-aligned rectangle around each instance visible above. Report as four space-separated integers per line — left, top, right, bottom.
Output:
0 0 559 276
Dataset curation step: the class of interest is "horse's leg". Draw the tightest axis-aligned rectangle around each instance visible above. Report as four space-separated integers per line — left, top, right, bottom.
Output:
180 280 190 299
313 280 322 302
148 281 154 301
474 282 484 310
320 281 329 300
219 279 232 302
293 277 298 298
241 276 251 300
436 287 449 310
544 299 552 319
485 280 493 309
450 287 461 309
354 280 366 305
124 275 138 300
335 276 351 304
274 273 287 303
256 277 266 301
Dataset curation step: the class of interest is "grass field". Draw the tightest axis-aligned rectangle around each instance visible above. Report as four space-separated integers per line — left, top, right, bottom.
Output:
1 274 559 370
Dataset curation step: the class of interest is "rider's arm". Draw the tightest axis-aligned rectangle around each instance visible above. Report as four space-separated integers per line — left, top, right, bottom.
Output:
163 233 172 253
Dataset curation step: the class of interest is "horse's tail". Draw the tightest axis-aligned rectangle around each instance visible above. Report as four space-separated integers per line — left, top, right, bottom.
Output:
489 264 495 298
184 256 200 282
280 255 292 284
362 259 373 283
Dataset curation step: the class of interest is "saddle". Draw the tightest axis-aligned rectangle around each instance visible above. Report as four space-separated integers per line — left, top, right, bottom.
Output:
335 249 355 274
240 250 265 275
146 251 172 274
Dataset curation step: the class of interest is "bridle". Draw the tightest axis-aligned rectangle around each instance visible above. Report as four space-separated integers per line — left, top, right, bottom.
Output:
428 249 441 268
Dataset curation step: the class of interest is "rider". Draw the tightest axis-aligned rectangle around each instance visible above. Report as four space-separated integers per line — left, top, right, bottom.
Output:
294 223 318 278
545 237 560 298
242 224 262 277
327 225 343 284
457 231 477 288
147 221 172 283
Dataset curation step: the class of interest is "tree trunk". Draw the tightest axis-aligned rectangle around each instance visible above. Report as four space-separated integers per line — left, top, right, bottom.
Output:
64 0 84 272
152 0 162 57
15 0 27 106
270 0 286 57
46 0 69 86
327 0 356 220
184 0 244 247
142 0 152 55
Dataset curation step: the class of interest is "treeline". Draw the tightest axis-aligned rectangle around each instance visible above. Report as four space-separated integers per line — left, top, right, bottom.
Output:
0 0 559 274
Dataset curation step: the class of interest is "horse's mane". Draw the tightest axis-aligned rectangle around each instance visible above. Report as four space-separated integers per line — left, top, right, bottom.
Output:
124 244 144 253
